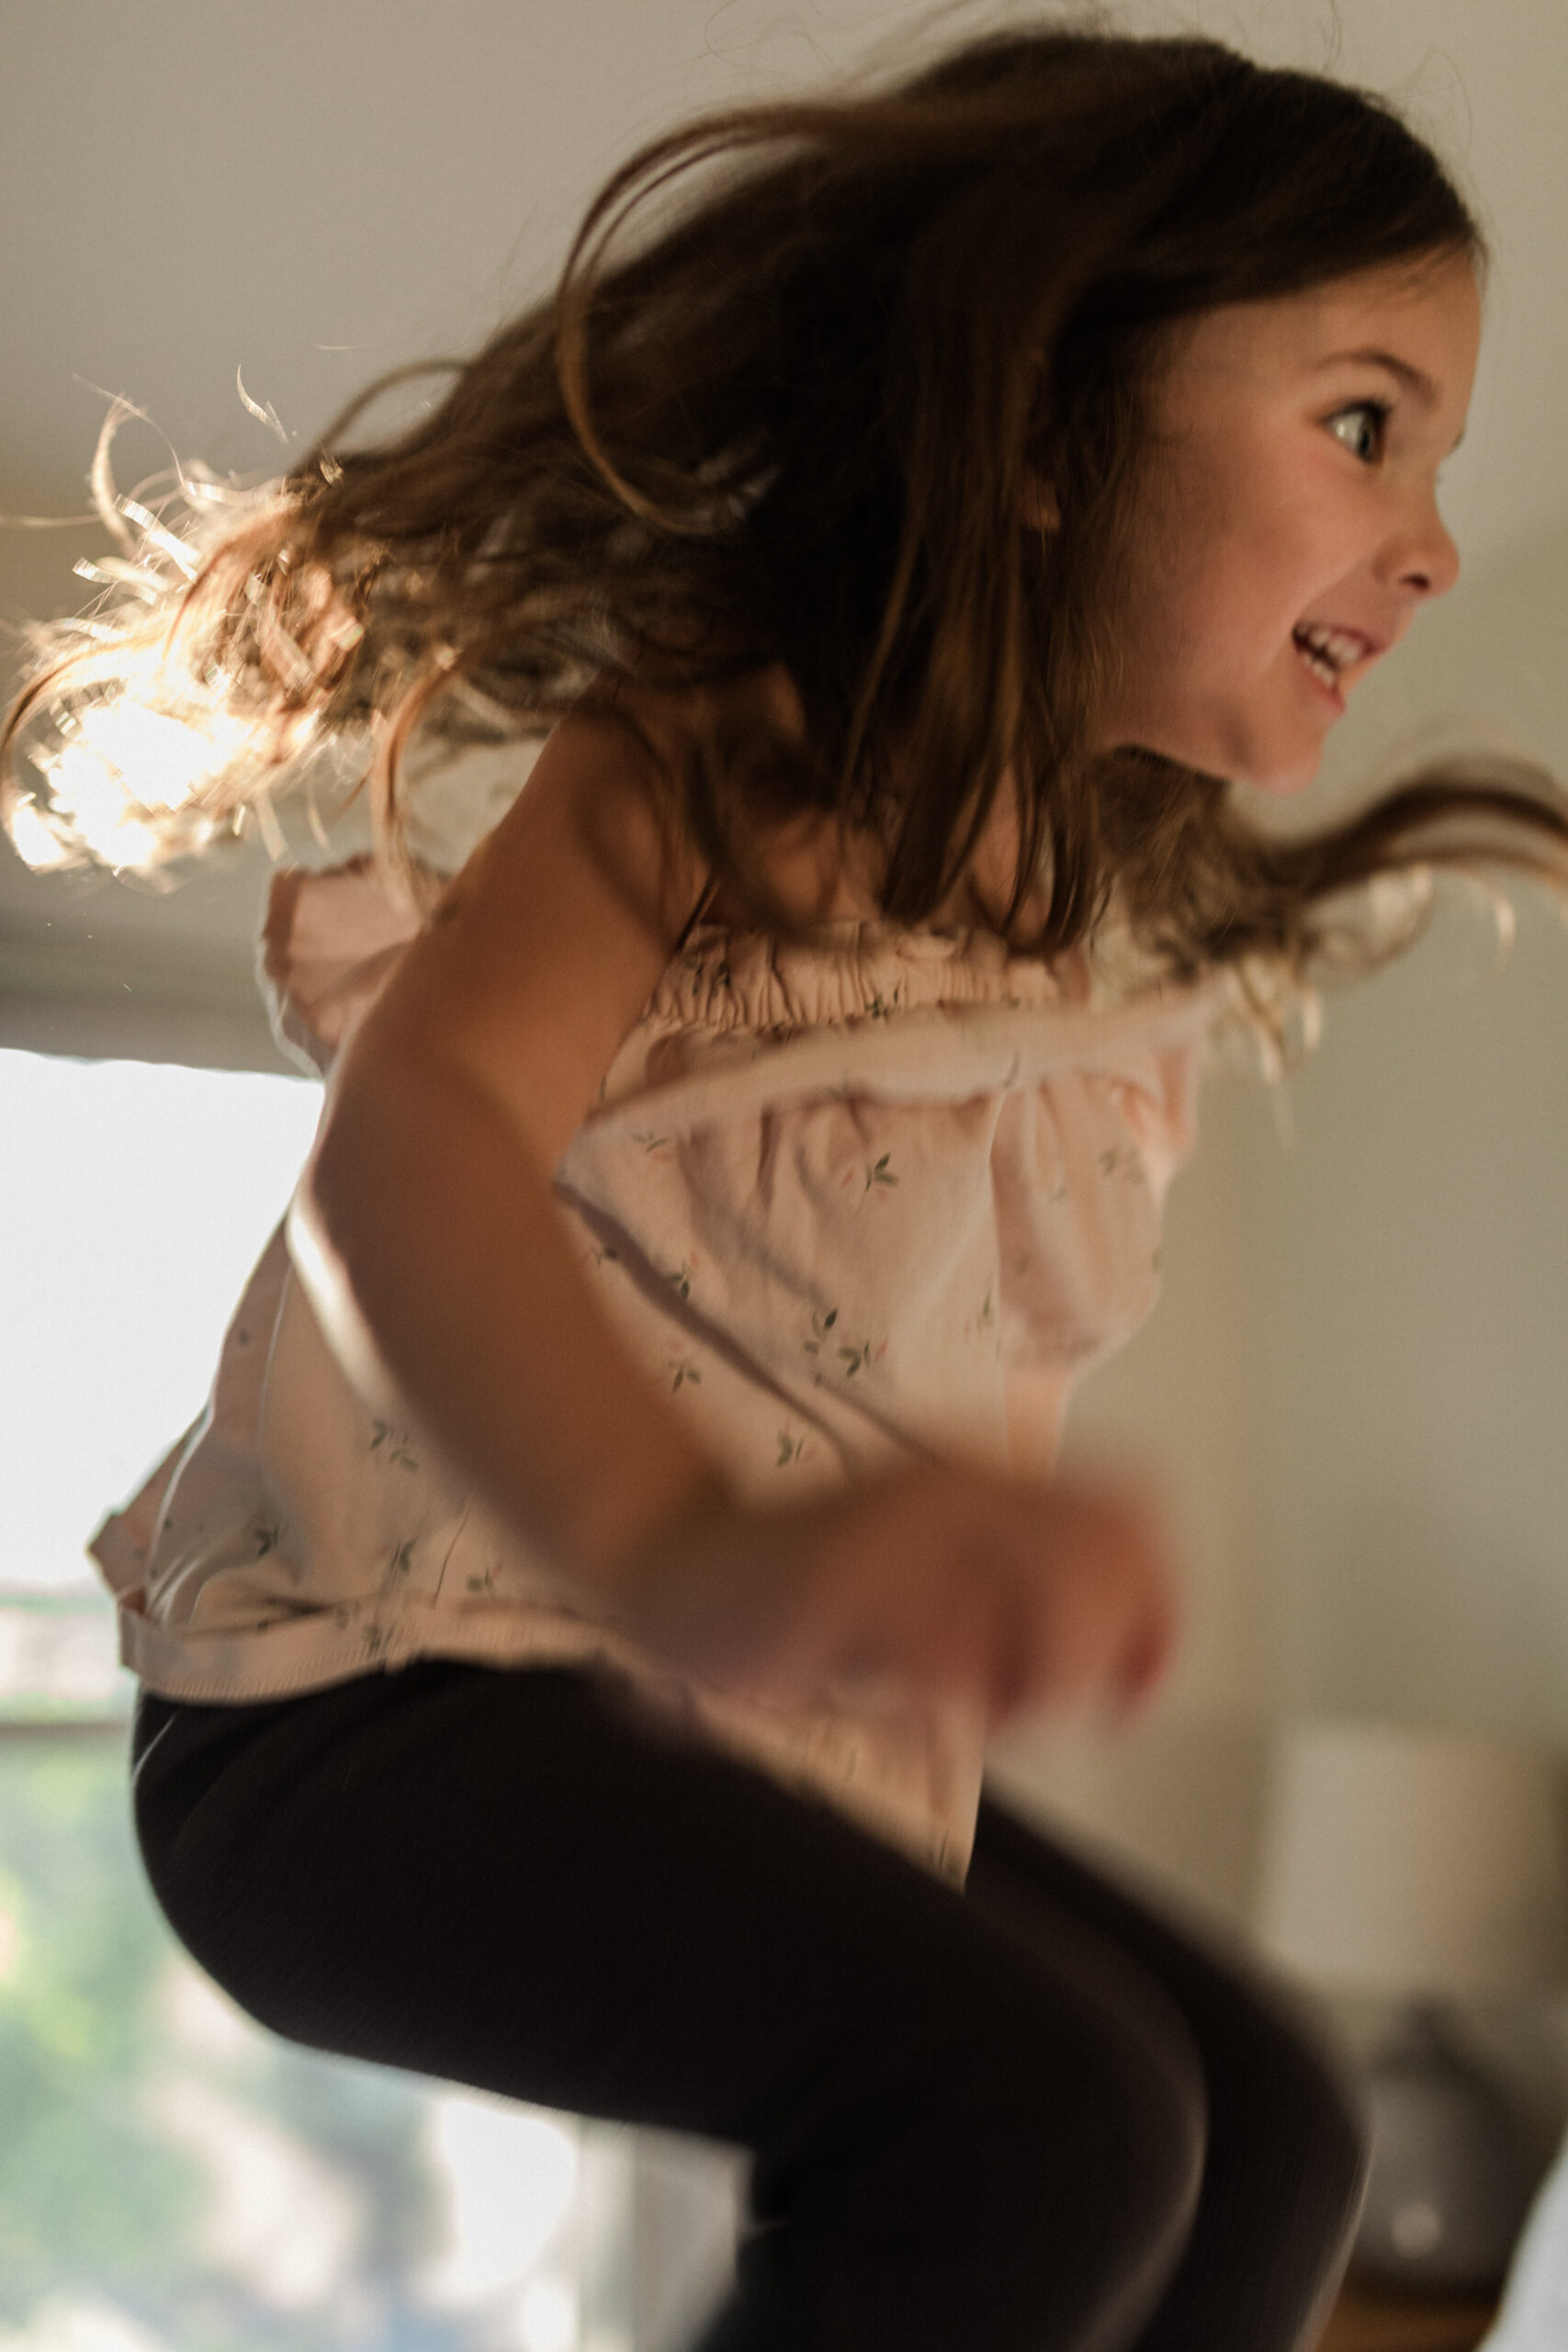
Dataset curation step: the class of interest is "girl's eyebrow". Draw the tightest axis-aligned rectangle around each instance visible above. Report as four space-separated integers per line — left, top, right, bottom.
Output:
1318 347 1439 407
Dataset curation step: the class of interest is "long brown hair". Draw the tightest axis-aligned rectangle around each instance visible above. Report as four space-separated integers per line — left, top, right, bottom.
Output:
5 20 1566 975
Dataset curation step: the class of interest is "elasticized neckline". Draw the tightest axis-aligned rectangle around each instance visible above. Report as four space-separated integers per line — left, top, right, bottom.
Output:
641 922 1080 1039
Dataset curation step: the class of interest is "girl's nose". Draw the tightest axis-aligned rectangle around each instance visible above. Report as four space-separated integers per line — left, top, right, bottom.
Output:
1383 491 1461 602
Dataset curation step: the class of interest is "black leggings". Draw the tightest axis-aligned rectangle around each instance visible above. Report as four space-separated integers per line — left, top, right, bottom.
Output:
131 1662 1363 2352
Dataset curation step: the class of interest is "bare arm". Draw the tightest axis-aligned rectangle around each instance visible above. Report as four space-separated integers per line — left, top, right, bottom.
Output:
292 699 724 1589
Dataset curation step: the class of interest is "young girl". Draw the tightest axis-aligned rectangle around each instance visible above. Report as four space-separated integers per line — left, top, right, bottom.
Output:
9 25 1568 2352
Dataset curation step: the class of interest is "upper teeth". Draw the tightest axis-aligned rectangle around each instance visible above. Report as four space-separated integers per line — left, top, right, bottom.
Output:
1294 624 1365 676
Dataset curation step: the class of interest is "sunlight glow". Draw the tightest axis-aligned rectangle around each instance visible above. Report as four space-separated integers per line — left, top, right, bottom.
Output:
0 2297 172 2352
149 2078 369 2312
6 797 73 872
419 2096 580 2308
20 701 254 872
520 2278 579 2352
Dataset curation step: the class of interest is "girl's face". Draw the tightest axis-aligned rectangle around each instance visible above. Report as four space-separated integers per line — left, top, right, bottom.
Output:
1095 253 1481 795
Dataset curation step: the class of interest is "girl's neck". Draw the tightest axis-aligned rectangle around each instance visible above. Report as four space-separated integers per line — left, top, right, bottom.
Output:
620 664 1048 941
699 794 1047 938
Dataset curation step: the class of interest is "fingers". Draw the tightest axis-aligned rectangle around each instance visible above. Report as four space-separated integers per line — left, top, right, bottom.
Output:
789 1463 1181 1731
1012 1476 1180 1724
618 1456 1183 1732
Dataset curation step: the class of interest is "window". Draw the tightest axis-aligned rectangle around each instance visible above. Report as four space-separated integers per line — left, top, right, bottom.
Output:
0 1047 736 2351
2 1049 324 1706
0 1732 634 2352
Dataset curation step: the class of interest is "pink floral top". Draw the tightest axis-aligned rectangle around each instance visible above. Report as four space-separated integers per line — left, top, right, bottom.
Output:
91 858 1224 1881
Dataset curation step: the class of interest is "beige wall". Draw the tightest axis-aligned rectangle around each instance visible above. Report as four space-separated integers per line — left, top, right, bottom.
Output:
1239 524 1568 1741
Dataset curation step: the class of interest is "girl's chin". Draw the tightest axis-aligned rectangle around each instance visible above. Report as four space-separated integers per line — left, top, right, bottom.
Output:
1103 692 1333 797
1203 710 1333 797
1112 729 1326 797
1236 749 1325 798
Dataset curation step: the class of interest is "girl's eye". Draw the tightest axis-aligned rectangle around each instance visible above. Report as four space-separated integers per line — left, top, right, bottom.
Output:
1325 401 1391 463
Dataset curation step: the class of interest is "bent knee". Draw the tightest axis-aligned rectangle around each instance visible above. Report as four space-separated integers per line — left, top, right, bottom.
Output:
990 1995 1207 2315
1268 2007 1370 2245
1095 2002 1207 2275
979 2011 1207 2350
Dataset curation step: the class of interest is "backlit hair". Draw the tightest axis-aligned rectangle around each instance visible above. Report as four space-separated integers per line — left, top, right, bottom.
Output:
5 19 1565 986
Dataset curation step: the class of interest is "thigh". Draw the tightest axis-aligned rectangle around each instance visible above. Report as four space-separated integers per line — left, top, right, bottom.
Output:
135 1665 1208 2352
969 1792 1330 2098
135 1666 1179 2136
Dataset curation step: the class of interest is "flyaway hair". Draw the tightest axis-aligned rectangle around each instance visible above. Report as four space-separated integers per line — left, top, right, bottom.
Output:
6 20 1567 987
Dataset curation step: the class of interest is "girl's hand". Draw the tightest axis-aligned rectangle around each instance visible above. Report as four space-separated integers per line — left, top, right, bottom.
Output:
615 1463 1179 1736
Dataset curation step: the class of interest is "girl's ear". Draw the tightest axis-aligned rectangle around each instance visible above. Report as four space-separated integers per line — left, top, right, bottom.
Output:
1022 471 1061 532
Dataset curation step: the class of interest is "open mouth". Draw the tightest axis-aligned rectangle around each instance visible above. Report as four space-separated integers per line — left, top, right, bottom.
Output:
1292 623 1374 696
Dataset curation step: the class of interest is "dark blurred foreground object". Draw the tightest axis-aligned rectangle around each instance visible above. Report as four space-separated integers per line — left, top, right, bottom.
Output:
1258 1721 1568 2293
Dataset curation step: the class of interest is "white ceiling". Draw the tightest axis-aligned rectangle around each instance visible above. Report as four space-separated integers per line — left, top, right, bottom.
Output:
3 0 1564 1016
